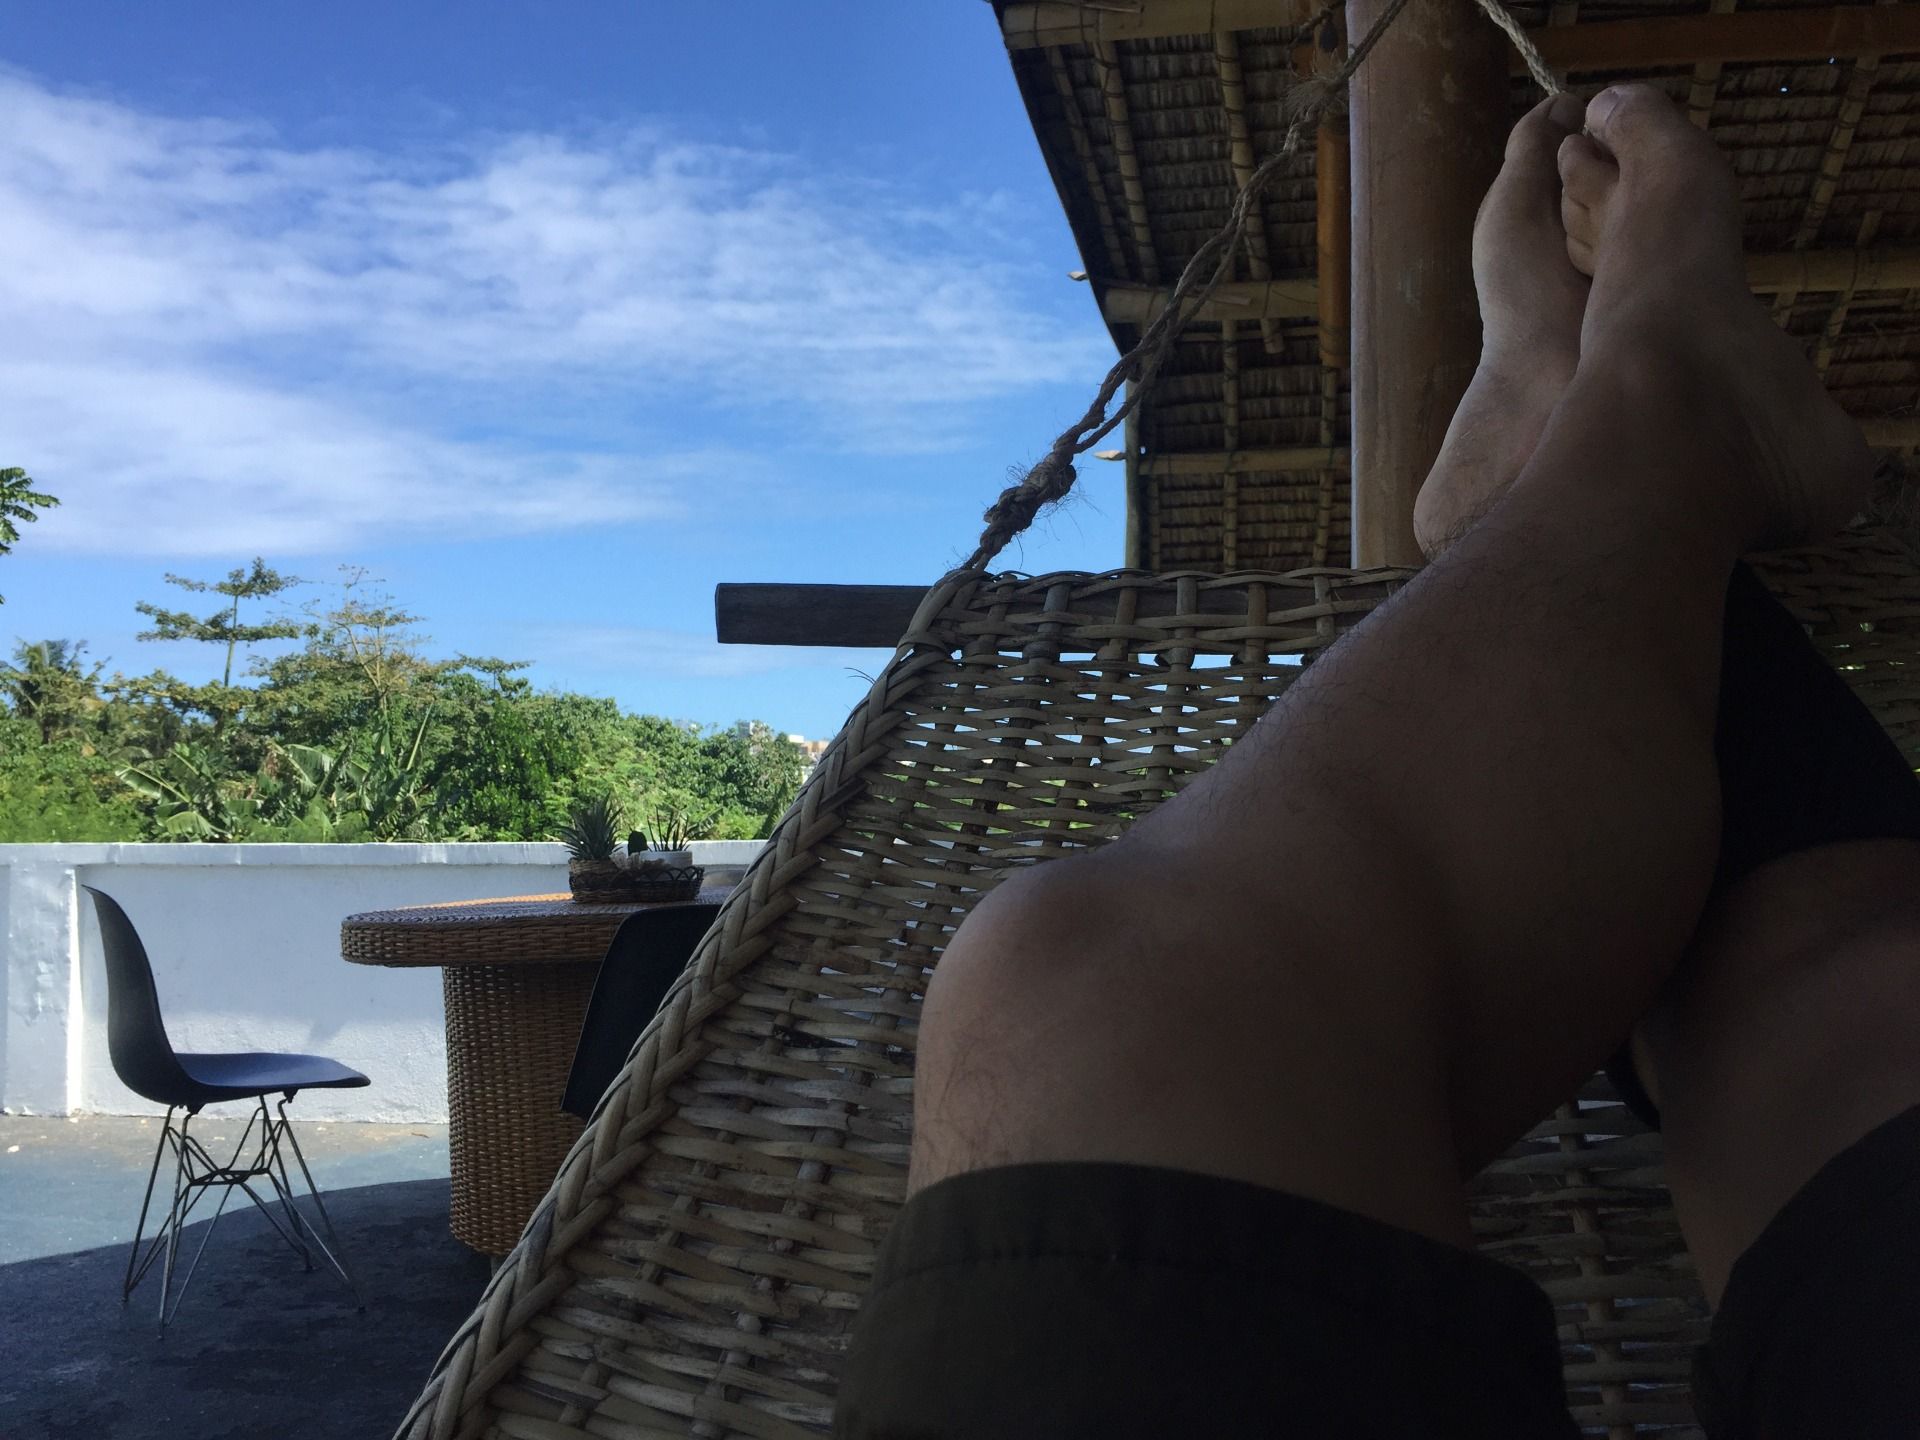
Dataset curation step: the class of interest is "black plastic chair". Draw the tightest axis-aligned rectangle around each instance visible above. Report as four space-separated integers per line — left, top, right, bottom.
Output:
84 886 370 1331
562 902 722 1121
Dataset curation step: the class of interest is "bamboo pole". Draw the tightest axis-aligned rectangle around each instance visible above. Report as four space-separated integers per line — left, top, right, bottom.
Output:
1222 320 1241 569
1123 402 1147 569
1349 0 1508 568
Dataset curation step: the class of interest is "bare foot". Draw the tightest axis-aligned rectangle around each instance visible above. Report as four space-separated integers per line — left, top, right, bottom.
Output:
1558 83 1870 548
1413 94 1590 559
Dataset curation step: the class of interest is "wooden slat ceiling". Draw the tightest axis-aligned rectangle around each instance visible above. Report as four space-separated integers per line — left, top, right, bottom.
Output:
995 0 1920 572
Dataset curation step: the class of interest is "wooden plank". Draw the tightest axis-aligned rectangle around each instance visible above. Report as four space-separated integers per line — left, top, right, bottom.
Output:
1001 0 1319 51
715 584 927 647
1350 0 1509 568
721 574 1408 649
1526 3 1920 75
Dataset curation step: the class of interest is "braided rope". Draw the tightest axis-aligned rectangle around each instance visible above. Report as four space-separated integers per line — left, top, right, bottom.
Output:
964 0 1563 573
1473 0 1565 96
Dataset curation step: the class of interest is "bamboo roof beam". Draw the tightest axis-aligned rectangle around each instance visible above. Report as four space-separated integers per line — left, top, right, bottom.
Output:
1816 212 1882 375
1001 0 1321 51
1045 47 1130 283
1126 422 1920 467
1746 245 1920 294
1685 0 1738 130
1103 277 1320 324
1004 3 1920 74
1524 3 1920 75
1140 447 1352 475
1863 416 1920 448
1092 39 1160 282
1214 28 1281 353
1102 249 1920 326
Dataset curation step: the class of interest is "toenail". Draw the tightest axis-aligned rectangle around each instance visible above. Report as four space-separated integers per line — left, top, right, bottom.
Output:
1587 86 1624 135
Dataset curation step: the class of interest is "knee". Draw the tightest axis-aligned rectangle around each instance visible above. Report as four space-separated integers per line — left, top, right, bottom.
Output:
911 853 1136 1188
923 853 1121 1042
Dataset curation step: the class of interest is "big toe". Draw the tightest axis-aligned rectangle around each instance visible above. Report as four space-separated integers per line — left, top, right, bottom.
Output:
1480 94 1586 260
1583 82 1691 160
1507 91 1587 168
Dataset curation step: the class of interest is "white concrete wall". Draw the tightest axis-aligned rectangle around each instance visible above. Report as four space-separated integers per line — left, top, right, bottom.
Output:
0 841 761 1122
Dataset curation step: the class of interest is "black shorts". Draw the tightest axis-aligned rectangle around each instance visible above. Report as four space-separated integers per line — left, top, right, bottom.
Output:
836 1105 1920 1438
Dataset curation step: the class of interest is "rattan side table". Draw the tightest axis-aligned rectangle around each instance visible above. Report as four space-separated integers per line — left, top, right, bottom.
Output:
341 889 730 1257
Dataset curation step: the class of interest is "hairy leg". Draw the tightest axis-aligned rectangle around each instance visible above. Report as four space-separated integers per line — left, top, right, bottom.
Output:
912 84 1869 1252
1635 842 1920 1303
1556 87 1913 1307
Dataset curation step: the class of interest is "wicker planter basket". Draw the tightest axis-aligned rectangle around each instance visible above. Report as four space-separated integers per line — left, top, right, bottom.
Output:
625 864 704 903
565 860 629 903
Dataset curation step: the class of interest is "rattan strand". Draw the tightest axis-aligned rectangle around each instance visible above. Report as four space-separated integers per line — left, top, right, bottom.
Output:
394 534 1920 1437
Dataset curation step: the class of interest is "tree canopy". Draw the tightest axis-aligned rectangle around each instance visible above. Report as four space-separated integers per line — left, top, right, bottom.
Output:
2 564 810 844
0 467 60 604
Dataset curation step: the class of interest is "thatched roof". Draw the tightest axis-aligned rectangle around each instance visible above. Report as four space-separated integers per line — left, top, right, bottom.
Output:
993 0 1920 571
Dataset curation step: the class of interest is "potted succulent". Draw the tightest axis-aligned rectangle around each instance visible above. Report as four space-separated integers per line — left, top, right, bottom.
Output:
557 794 629 903
622 797 713 901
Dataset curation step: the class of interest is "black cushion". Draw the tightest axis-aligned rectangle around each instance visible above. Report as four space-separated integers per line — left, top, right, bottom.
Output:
563 904 721 1120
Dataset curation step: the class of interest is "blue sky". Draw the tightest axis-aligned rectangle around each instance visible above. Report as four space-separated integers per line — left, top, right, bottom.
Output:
0 3 1124 738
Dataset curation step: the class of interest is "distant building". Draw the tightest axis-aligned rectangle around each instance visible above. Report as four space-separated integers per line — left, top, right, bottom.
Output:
787 734 830 779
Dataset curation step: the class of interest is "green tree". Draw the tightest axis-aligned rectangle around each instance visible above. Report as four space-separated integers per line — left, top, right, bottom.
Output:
0 640 105 744
129 559 303 746
696 721 806 837
116 742 262 840
0 713 146 841
0 467 59 603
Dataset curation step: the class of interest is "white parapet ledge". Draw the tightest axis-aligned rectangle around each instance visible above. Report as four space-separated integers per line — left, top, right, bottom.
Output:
0 839 765 868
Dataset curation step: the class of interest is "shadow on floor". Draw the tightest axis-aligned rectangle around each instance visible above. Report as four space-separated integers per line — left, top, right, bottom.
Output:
0 1177 488 1440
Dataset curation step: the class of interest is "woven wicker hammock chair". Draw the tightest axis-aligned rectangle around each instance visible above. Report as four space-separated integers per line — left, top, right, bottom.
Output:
398 519 1920 1439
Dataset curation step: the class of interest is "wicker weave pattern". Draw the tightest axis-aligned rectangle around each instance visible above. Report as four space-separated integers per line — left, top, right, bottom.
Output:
403 536 1919 1439
443 964 596 1257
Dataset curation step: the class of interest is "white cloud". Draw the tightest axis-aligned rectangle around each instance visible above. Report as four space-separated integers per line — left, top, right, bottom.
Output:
0 71 1108 556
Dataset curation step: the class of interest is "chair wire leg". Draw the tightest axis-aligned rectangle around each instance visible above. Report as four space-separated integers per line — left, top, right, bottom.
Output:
218 1100 312 1268
275 1097 363 1307
255 1100 315 1269
122 1109 174 1303
163 1174 234 1330
155 1112 194 1334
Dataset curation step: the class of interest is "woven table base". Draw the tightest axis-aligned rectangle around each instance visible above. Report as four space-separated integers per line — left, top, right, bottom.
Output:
442 962 596 1257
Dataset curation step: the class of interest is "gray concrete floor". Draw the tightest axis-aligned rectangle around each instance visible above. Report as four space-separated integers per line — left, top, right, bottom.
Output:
0 1113 488 1440
1 1113 452 1264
